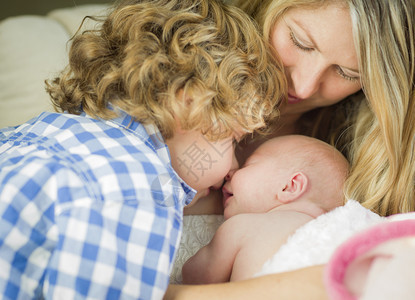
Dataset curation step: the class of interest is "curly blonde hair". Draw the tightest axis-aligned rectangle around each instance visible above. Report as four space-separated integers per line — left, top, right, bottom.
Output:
231 0 415 216
46 0 286 141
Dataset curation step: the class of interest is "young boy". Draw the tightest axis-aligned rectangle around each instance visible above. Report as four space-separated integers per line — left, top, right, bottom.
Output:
182 135 349 283
0 0 285 298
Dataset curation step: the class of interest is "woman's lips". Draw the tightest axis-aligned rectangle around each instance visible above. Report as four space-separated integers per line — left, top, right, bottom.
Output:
287 93 304 104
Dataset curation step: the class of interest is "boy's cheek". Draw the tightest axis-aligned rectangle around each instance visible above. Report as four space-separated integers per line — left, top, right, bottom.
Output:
211 179 225 190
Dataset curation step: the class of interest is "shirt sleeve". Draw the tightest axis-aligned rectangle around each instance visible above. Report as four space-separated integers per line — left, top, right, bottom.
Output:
0 155 61 299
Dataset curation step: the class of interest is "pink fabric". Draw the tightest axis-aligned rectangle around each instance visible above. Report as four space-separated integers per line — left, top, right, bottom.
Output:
324 219 415 300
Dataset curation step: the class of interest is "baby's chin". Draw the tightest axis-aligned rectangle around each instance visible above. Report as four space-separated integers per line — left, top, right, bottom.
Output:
223 207 236 220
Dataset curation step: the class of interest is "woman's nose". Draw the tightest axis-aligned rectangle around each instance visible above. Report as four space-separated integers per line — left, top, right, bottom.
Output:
290 60 325 99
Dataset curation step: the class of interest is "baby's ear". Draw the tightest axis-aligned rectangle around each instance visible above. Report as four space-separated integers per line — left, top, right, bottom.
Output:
278 172 308 203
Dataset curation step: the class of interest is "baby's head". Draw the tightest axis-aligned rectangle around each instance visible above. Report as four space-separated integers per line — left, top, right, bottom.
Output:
47 0 285 141
222 135 349 220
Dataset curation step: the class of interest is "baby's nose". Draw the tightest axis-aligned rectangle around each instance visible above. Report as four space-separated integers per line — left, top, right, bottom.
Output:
225 169 236 181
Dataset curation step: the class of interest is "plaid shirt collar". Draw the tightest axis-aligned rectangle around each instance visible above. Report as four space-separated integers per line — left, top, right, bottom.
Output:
98 107 196 206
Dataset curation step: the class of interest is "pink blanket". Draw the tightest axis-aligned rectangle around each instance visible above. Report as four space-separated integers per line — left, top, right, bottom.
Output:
325 218 415 300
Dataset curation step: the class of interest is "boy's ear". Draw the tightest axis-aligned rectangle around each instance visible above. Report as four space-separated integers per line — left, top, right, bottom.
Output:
278 172 308 204
173 90 193 134
177 89 194 106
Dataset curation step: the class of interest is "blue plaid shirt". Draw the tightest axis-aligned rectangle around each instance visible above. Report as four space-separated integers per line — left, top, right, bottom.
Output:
0 110 196 299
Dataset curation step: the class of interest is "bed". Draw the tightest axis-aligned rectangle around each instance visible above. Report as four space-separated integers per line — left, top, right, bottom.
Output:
1 4 415 299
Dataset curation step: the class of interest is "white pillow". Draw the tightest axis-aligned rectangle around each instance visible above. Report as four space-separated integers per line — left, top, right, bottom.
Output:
0 4 109 129
0 16 69 128
48 4 110 37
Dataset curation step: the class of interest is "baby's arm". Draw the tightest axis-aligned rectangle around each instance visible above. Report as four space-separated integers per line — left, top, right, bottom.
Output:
182 215 244 284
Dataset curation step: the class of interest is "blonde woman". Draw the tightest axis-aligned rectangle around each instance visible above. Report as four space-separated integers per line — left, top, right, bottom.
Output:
167 0 415 298
234 0 415 217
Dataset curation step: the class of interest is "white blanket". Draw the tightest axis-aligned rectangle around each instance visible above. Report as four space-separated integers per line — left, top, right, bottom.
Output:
256 200 383 276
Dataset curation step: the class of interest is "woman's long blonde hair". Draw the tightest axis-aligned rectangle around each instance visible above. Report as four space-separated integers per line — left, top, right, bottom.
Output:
231 0 415 216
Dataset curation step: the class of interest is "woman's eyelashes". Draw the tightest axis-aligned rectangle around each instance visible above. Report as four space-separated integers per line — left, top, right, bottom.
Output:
289 29 360 83
335 66 360 82
289 30 313 52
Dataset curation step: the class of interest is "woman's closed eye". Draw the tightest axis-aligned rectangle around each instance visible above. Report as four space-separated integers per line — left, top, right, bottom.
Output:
289 30 313 52
290 29 360 82
335 66 360 82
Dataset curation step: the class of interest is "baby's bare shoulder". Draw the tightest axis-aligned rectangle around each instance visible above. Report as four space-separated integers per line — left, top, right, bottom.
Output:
267 210 314 232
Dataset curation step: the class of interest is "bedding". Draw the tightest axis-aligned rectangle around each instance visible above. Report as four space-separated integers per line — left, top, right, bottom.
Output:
171 201 415 287
170 200 384 284
170 215 224 284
